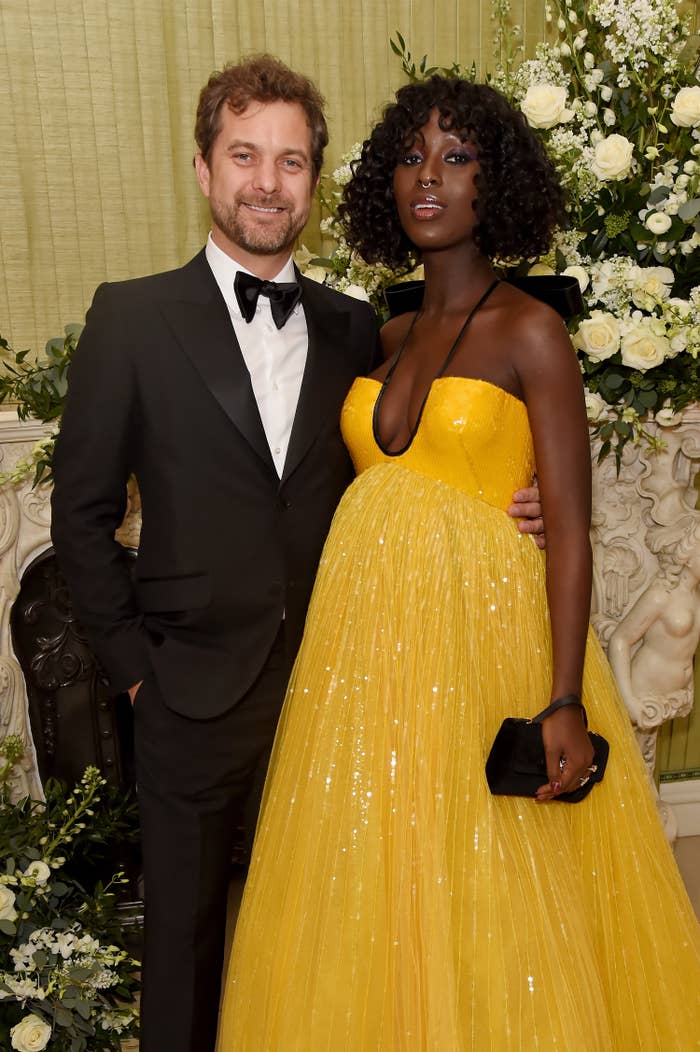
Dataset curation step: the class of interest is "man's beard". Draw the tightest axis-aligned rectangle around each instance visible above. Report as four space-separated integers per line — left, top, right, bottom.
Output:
210 193 309 256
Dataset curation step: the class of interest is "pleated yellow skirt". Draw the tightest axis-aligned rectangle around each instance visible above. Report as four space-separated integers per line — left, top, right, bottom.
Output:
217 463 700 1050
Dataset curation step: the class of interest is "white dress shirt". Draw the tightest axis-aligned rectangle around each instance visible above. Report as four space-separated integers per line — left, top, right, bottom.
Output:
205 233 308 478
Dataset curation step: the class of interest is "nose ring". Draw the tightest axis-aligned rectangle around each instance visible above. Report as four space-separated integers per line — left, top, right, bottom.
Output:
419 178 433 189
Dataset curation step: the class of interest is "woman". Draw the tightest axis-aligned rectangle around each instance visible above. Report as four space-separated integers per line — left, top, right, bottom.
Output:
217 78 700 1050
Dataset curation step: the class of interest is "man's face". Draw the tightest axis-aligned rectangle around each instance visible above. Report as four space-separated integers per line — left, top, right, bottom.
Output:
195 99 317 271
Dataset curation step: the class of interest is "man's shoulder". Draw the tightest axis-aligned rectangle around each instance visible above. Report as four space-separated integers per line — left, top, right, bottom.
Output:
92 250 210 306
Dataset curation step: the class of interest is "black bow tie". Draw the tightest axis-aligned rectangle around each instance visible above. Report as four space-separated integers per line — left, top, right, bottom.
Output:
234 270 302 329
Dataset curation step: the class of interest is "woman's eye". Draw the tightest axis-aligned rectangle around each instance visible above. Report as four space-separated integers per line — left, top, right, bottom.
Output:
399 152 423 166
446 152 474 164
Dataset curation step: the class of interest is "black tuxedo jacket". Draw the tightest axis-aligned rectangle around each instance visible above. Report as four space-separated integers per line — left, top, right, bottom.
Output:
51 250 379 718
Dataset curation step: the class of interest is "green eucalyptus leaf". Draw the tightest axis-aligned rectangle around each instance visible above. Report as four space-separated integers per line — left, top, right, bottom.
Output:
54 1005 74 1028
75 999 92 1020
647 185 671 205
68 966 94 981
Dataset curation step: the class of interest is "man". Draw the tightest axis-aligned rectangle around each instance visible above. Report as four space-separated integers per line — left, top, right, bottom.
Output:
51 55 543 1052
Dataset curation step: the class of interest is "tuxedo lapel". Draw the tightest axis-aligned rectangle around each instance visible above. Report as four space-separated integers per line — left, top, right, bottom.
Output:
281 274 351 484
161 251 275 474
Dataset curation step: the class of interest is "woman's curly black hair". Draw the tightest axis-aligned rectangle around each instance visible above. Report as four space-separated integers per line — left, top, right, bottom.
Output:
339 76 567 269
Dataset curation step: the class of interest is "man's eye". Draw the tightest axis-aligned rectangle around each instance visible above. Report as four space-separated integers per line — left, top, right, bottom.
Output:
283 158 302 168
232 152 252 162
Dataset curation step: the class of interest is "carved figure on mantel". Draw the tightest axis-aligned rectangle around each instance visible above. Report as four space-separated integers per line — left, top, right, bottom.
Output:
0 655 40 799
588 437 653 636
637 415 700 530
607 516 700 747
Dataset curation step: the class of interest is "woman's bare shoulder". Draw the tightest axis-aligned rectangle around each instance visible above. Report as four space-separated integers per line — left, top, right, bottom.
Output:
375 312 416 370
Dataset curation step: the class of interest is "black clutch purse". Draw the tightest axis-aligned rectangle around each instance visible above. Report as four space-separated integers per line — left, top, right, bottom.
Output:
485 695 609 802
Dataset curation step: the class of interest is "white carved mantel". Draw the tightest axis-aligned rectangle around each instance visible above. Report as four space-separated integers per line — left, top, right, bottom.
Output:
0 412 53 800
1 407 698 836
590 405 700 839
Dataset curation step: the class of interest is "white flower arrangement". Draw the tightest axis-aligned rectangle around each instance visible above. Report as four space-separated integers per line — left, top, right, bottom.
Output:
496 0 700 462
0 742 139 1051
301 0 700 465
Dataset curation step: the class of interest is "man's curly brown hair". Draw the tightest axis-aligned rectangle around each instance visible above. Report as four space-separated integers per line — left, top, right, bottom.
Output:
339 76 567 268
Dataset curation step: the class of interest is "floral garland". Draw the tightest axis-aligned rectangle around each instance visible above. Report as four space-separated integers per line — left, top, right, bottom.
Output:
296 0 700 464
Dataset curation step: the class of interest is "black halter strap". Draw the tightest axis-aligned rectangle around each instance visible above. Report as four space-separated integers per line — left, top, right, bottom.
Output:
373 279 500 457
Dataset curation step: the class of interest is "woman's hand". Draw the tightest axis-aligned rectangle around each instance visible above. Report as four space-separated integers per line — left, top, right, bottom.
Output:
536 705 595 801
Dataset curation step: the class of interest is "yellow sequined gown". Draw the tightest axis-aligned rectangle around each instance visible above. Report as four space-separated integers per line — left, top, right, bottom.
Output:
217 377 700 1051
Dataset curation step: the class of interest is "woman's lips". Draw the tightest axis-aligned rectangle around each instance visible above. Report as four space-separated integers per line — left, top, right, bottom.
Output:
410 196 446 219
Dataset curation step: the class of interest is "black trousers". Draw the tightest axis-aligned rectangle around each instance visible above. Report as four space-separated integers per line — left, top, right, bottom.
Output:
134 626 291 1052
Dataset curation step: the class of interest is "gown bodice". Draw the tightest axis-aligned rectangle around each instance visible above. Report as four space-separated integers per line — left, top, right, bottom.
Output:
341 376 535 513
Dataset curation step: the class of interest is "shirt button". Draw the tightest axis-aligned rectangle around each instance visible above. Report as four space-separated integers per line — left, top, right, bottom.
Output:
274 447 281 454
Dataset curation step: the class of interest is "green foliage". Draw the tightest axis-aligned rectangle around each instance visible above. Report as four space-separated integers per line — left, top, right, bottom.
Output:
0 326 82 487
0 743 140 1050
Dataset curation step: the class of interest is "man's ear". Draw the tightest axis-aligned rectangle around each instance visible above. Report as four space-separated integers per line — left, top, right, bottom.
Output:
194 152 211 198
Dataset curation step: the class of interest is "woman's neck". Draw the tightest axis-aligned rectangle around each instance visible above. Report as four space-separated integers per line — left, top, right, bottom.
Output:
420 245 495 316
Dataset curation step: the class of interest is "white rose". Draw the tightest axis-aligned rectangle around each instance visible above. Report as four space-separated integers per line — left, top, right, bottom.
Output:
584 391 607 422
668 296 692 317
670 86 700 128
562 264 589 293
655 405 680 427
572 311 620 362
23 861 51 886
0 885 18 921
342 284 370 302
301 265 327 284
645 212 672 235
631 265 674 309
591 134 634 181
10 1014 51 1052
520 85 573 129
620 321 670 370
669 333 687 355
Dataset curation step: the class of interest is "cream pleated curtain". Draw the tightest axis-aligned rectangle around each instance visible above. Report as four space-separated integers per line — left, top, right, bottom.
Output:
0 0 567 353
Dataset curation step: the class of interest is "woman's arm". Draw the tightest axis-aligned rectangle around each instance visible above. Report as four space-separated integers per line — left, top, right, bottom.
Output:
515 301 595 798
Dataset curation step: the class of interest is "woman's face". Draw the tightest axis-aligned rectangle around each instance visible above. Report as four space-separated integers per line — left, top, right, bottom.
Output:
392 107 480 253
